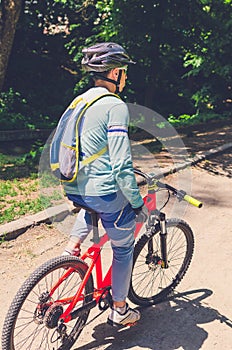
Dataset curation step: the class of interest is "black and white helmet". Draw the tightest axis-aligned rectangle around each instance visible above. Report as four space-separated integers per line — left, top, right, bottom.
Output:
81 42 136 72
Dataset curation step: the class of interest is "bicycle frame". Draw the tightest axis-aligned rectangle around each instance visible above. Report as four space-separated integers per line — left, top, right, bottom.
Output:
49 188 157 324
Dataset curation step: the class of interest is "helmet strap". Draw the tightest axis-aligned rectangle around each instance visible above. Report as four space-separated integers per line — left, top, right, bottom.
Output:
115 69 123 94
90 70 123 93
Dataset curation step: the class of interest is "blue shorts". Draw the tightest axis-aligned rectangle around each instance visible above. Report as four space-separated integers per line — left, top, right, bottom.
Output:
67 191 136 243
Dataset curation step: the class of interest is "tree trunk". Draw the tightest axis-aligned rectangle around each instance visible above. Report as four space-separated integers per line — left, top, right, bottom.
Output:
0 0 22 91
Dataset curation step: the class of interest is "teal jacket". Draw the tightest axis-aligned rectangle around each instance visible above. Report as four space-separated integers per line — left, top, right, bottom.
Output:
63 87 144 209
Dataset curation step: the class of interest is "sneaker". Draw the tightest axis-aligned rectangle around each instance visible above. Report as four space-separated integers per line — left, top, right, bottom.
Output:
107 303 140 327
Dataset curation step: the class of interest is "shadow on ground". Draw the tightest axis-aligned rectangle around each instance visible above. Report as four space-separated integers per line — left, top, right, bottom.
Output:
133 120 232 178
75 289 232 350
196 150 232 178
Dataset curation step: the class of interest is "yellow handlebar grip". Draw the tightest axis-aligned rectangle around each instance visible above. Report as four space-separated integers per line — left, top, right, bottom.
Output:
184 195 203 208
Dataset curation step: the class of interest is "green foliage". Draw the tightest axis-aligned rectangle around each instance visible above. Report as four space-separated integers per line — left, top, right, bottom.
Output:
0 89 57 130
0 152 63 224
96 0 232 117
1 0 231 129
0 181 64 224
0 0 231 226
181 0 232 114
0 197 48 225
0 143 43 180
0 89 28 130
168 112 229 127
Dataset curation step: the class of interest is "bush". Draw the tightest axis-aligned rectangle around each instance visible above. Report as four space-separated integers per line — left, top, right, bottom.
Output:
168 112 230 128
0 88 57 130
0 88 30 130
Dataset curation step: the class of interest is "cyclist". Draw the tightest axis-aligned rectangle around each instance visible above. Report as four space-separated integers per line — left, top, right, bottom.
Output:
62 42 148 327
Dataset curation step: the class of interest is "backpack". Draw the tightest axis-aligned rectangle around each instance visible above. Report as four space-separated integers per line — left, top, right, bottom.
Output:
50 92 120 183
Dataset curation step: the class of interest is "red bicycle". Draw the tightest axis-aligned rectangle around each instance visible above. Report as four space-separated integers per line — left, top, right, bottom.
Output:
1 169 202 350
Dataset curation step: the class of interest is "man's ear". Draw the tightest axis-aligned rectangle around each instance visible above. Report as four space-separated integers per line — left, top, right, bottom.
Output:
111 68 119 79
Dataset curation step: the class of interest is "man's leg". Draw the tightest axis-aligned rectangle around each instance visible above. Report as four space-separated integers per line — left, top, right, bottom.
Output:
63 209 92 255
111 234 134 303
100 201 141 326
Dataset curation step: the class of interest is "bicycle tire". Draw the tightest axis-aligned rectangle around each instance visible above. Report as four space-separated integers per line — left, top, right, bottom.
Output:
2 255 94 350
128 219 194 306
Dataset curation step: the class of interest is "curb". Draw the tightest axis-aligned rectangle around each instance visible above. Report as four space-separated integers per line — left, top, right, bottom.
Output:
1 141 231 241
0 204 74 240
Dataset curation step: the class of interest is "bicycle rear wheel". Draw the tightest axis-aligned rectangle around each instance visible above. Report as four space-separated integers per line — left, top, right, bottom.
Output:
2 256 94 350
128 219 194 306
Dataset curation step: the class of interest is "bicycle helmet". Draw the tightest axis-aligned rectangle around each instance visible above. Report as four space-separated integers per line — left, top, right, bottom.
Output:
81 42 136 72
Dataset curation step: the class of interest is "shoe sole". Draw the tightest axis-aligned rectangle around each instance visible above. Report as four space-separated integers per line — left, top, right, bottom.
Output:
107 318 138 328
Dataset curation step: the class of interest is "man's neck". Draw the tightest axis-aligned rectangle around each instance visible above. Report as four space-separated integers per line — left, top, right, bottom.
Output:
94 80 115 93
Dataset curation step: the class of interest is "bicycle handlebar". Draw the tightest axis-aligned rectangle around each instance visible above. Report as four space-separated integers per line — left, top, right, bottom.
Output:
156 181 203 208
134 168 203 208
183 194 203 208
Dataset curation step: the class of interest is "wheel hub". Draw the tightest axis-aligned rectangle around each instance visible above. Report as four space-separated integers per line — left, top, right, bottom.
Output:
146 253 163 270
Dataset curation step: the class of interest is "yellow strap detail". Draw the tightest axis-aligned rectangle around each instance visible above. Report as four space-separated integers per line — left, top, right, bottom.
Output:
51 163 59 170
69 97 83 109
60 142 75 150
81 146 107 166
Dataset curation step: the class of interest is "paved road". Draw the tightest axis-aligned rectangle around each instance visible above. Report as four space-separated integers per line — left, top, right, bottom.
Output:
1 154 232 349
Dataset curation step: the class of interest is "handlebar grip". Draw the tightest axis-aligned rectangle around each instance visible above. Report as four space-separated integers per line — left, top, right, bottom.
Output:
184 195 203 208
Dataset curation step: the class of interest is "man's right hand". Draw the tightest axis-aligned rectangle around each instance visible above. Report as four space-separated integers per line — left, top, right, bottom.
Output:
133 205 149 222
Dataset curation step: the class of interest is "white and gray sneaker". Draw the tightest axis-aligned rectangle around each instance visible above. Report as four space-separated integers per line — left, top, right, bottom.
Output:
62 248 80 257
107 303 140 327
62 242 81 257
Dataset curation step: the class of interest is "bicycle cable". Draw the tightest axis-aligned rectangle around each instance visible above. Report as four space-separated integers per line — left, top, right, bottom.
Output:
157 189 171 211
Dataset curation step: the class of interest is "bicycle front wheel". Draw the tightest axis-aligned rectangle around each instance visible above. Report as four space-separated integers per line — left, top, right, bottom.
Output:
2 255 94 350
128 219 194 306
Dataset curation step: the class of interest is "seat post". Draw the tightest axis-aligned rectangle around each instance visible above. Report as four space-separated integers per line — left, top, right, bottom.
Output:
91 212 100 244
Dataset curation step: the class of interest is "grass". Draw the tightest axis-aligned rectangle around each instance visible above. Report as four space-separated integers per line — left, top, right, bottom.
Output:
0 177 63 225
0 153 63 225
0 153 35 180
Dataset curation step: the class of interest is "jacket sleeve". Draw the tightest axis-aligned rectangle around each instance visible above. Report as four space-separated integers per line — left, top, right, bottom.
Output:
107 102 144 209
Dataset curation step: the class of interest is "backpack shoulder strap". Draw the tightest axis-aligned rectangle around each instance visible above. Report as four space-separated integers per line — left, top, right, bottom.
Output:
79 92 121 168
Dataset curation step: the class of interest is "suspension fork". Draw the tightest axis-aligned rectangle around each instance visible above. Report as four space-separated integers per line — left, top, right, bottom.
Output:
146 210 168 268
159 212 169 268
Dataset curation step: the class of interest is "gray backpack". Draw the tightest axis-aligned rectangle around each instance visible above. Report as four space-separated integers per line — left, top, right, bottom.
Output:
50 92 120 182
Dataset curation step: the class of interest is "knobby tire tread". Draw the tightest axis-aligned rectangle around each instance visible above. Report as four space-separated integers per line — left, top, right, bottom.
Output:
2 255 94 350
128 218 194 306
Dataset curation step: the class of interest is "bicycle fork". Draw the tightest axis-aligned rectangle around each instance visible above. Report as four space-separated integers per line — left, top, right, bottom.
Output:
159 212 169 268
147 211 169 269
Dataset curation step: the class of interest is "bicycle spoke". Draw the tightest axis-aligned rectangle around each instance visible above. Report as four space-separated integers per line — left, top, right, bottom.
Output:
2 257 94 350
129 220 194 305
